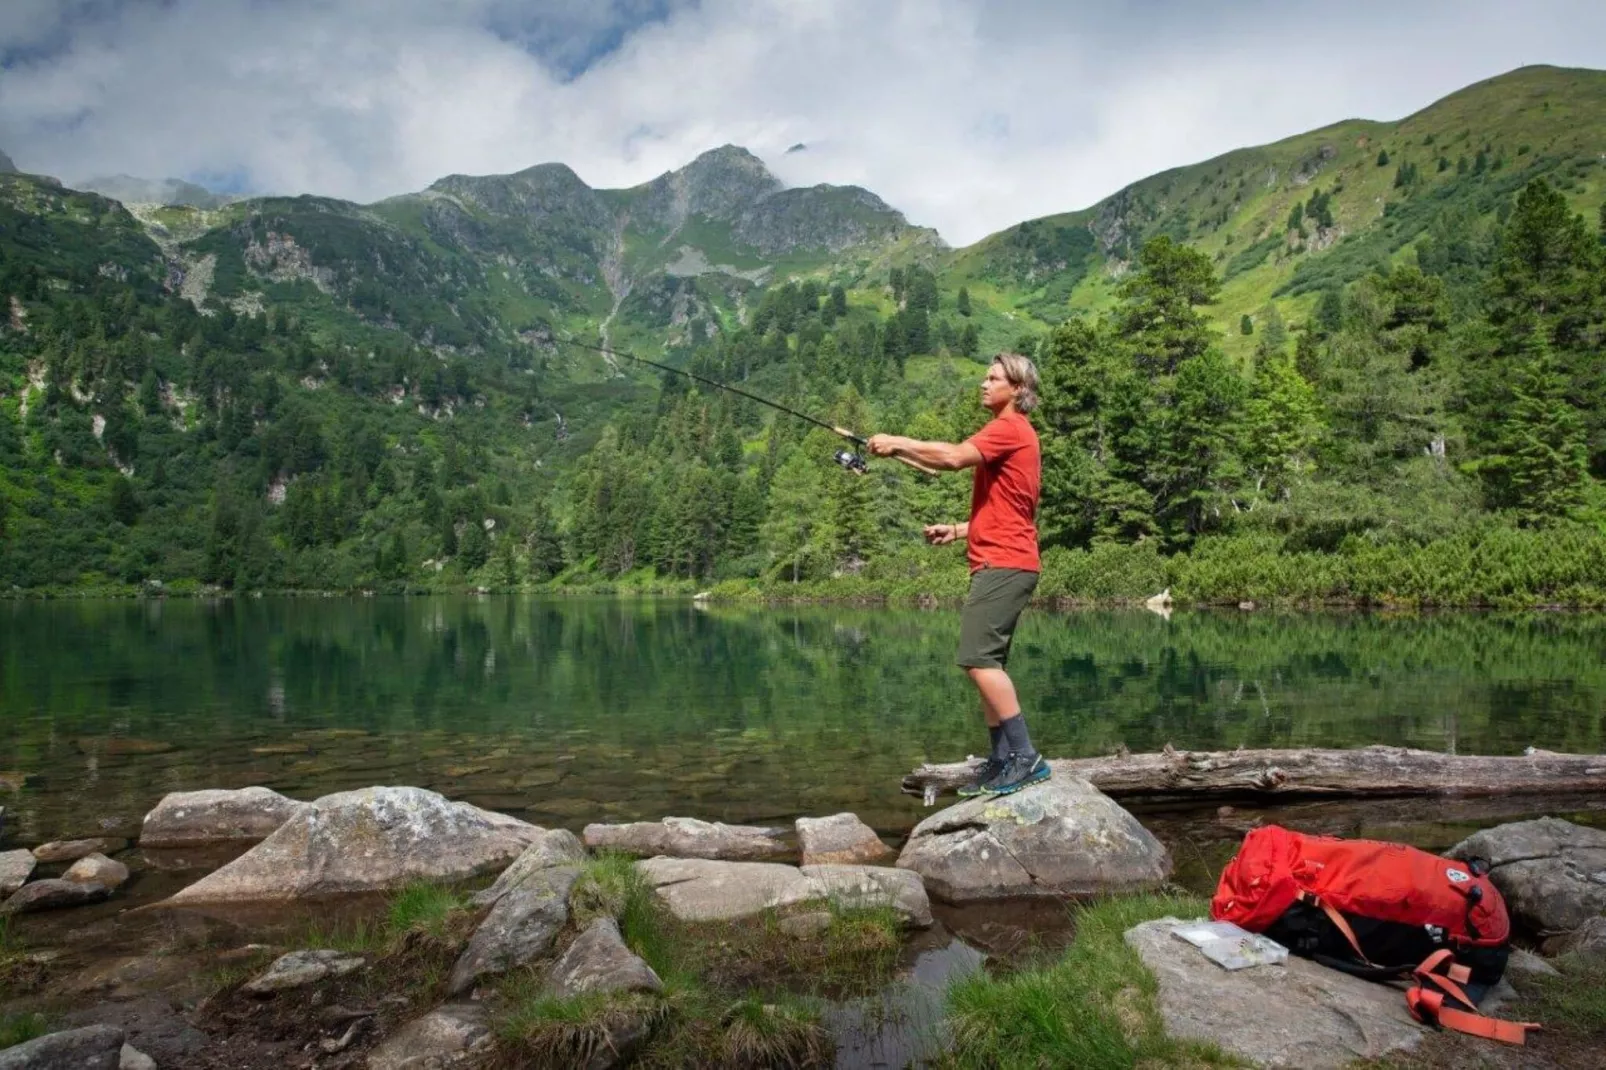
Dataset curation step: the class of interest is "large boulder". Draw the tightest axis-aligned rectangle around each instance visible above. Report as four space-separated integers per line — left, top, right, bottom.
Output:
1450 817 1606 934
636 858 931 926
449 862 578 995
796 813 893 866
895 776 1171 903
365 1004 492 1070
583 817 786 861
0 848 35 895
0 1024 124 1070
548 917 662 997
1 878 110 915
470 829 587 908
164 787 544 903
1127 918 1433 1067
140 786 310 848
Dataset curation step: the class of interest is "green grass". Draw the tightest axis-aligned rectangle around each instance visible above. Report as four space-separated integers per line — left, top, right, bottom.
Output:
1521 951 1606 1032
940 893 1241 1070
386 882 468 943
0 1012 48 1049
295 881 475 956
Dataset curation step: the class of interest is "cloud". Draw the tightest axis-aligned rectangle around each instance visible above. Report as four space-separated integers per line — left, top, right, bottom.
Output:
0 0 1603 245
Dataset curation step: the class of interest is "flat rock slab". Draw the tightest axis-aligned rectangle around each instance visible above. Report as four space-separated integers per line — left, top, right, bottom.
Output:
549 917 662 997
895 776 1172 903
64 853 130 890
140 786 311 848
0 1024 125 1070
33 838 126 864
450 864 579 995
1 878 110 915
164 786 545 903
243 949 367 994
637 858 932 926
584 817 786 861
797 813 893 866
366 1004 492 1070
0 848 36 895
1451 817 1606 934
470 828 586 908
1127 918 1430 1068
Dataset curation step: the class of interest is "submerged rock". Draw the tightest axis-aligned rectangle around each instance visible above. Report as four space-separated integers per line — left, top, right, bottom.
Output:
636 858 931 926
163 786 544 903
583 817 786 861
449 863 579 995
365 1004 492 1070
470 828 586 908
548 917 662 997
0 1024 124 1069
1127 917 1431 1068
63 853 130 891
0 848 36 895
1 878 111 915
139 786 310 848
894 776 1171 903
243 949 367 995
796 813 893 866
1450 817 1606 933
33 838 126 864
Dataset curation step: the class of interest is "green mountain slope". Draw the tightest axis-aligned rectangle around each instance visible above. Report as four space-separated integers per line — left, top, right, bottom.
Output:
948 65 1606 357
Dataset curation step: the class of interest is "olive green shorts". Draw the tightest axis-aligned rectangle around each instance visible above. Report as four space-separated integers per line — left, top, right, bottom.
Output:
956 567 1039 669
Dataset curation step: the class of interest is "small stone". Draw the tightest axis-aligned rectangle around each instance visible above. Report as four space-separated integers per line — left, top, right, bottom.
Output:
0 1024 125 1069
242 949 366 995
0 848 36 895
547 918 662 998
119 1045 158 1070
365 1004 491 1070
1506 948 1561 978
33 838 126 864
64 853 131 891
1 878 111 915
796 813 893 866
778 912 832 937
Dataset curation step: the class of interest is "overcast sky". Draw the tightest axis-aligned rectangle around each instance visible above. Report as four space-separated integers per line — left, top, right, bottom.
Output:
1 0 1603 246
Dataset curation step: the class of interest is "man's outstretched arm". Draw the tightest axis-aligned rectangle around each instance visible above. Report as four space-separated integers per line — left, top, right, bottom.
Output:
865 434 983 471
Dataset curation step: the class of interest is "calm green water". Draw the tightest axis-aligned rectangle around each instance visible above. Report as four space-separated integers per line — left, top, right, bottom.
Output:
1 598 1604 847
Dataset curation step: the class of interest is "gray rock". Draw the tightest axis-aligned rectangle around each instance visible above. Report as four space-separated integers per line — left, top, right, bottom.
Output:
470 828 586 907
1127 918 1429 1068
1450 817 1606 934
636 858 932 926
1541 915 1606 958
139 787 310 848
449 864 578 995
583 817 785 861
895 776 1172 903
32 838 125 864
64 853 130 890
1506 947 1561 978
242 949 366 994
0 848 36 895
548 917 662 998
164 787 545 903
1 878 110 915
119 1045 157 1070
0 1024 124 1069
365 1004 491 1070
796 813 893 866
778 911 832 937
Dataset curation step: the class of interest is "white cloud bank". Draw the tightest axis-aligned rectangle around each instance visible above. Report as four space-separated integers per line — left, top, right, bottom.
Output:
0 0 1603 245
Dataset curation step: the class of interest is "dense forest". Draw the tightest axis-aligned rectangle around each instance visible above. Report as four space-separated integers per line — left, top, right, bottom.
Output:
2 69 1605 605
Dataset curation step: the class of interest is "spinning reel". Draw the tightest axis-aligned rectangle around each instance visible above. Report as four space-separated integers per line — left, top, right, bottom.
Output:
833 448 870 475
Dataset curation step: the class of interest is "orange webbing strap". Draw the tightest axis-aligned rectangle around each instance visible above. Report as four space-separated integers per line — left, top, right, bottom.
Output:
1406 951 1540 1046
1303 893 1374 966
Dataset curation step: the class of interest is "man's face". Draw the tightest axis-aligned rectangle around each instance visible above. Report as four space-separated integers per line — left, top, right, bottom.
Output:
980 363 1017 413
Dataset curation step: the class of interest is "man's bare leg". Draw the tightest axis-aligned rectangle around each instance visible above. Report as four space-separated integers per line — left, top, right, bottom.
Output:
967 666 1021 726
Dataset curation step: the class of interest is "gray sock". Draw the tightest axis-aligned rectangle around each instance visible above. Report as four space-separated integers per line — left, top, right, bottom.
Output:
999 713 1037 760
988 725 1007 761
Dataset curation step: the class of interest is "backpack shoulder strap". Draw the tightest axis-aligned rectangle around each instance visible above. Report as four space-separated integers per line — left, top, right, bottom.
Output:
1406 950 1540 1046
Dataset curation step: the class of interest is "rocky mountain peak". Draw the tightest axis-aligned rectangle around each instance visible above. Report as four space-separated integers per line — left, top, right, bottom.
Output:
0 147 16 174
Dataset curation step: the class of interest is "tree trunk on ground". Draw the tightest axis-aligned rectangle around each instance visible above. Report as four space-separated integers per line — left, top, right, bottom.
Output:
901 745 1606 802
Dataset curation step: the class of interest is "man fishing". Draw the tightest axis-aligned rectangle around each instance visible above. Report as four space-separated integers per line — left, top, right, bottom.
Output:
867 353 1047 797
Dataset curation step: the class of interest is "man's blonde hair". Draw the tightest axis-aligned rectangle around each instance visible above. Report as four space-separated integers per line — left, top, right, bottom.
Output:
993 352 1039 414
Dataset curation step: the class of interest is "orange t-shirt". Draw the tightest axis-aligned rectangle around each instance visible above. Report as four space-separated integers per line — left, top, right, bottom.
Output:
965 409 1041 573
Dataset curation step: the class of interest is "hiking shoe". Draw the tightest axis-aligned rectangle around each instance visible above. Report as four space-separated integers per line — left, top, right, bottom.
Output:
982 752 1051 796
957 757 1006 797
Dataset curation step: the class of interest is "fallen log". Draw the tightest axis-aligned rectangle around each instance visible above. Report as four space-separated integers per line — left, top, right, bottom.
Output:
901 744 1606 804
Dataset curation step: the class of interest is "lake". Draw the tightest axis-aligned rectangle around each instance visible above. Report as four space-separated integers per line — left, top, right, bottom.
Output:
2 597 1604 850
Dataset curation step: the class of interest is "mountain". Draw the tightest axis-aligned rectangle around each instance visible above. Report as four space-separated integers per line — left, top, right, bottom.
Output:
77 174 232 209
0 148 15 174
948 64 1606 354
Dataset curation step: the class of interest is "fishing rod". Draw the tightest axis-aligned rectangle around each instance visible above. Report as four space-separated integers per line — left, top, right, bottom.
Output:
555 334 938 477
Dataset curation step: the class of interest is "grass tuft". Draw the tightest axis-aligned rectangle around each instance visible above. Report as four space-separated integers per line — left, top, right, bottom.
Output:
386 881 469 944
0 1011 49 1049
719 994 832 1069
496 988 669 1068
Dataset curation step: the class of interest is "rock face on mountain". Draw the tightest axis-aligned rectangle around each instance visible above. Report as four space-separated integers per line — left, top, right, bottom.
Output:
0 148 15 174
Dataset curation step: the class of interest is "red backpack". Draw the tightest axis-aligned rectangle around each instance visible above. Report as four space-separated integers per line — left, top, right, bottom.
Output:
1211 825 1539 1045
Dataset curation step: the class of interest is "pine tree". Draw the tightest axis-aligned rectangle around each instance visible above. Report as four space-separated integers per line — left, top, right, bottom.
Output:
1377 149 1391 167
762 446 826 582
1240 314 1254 336
108 475 140 526
1240 349 1324 503
959 321 980 358
459 518 490 571
830 284 848 317
956 287 972 317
